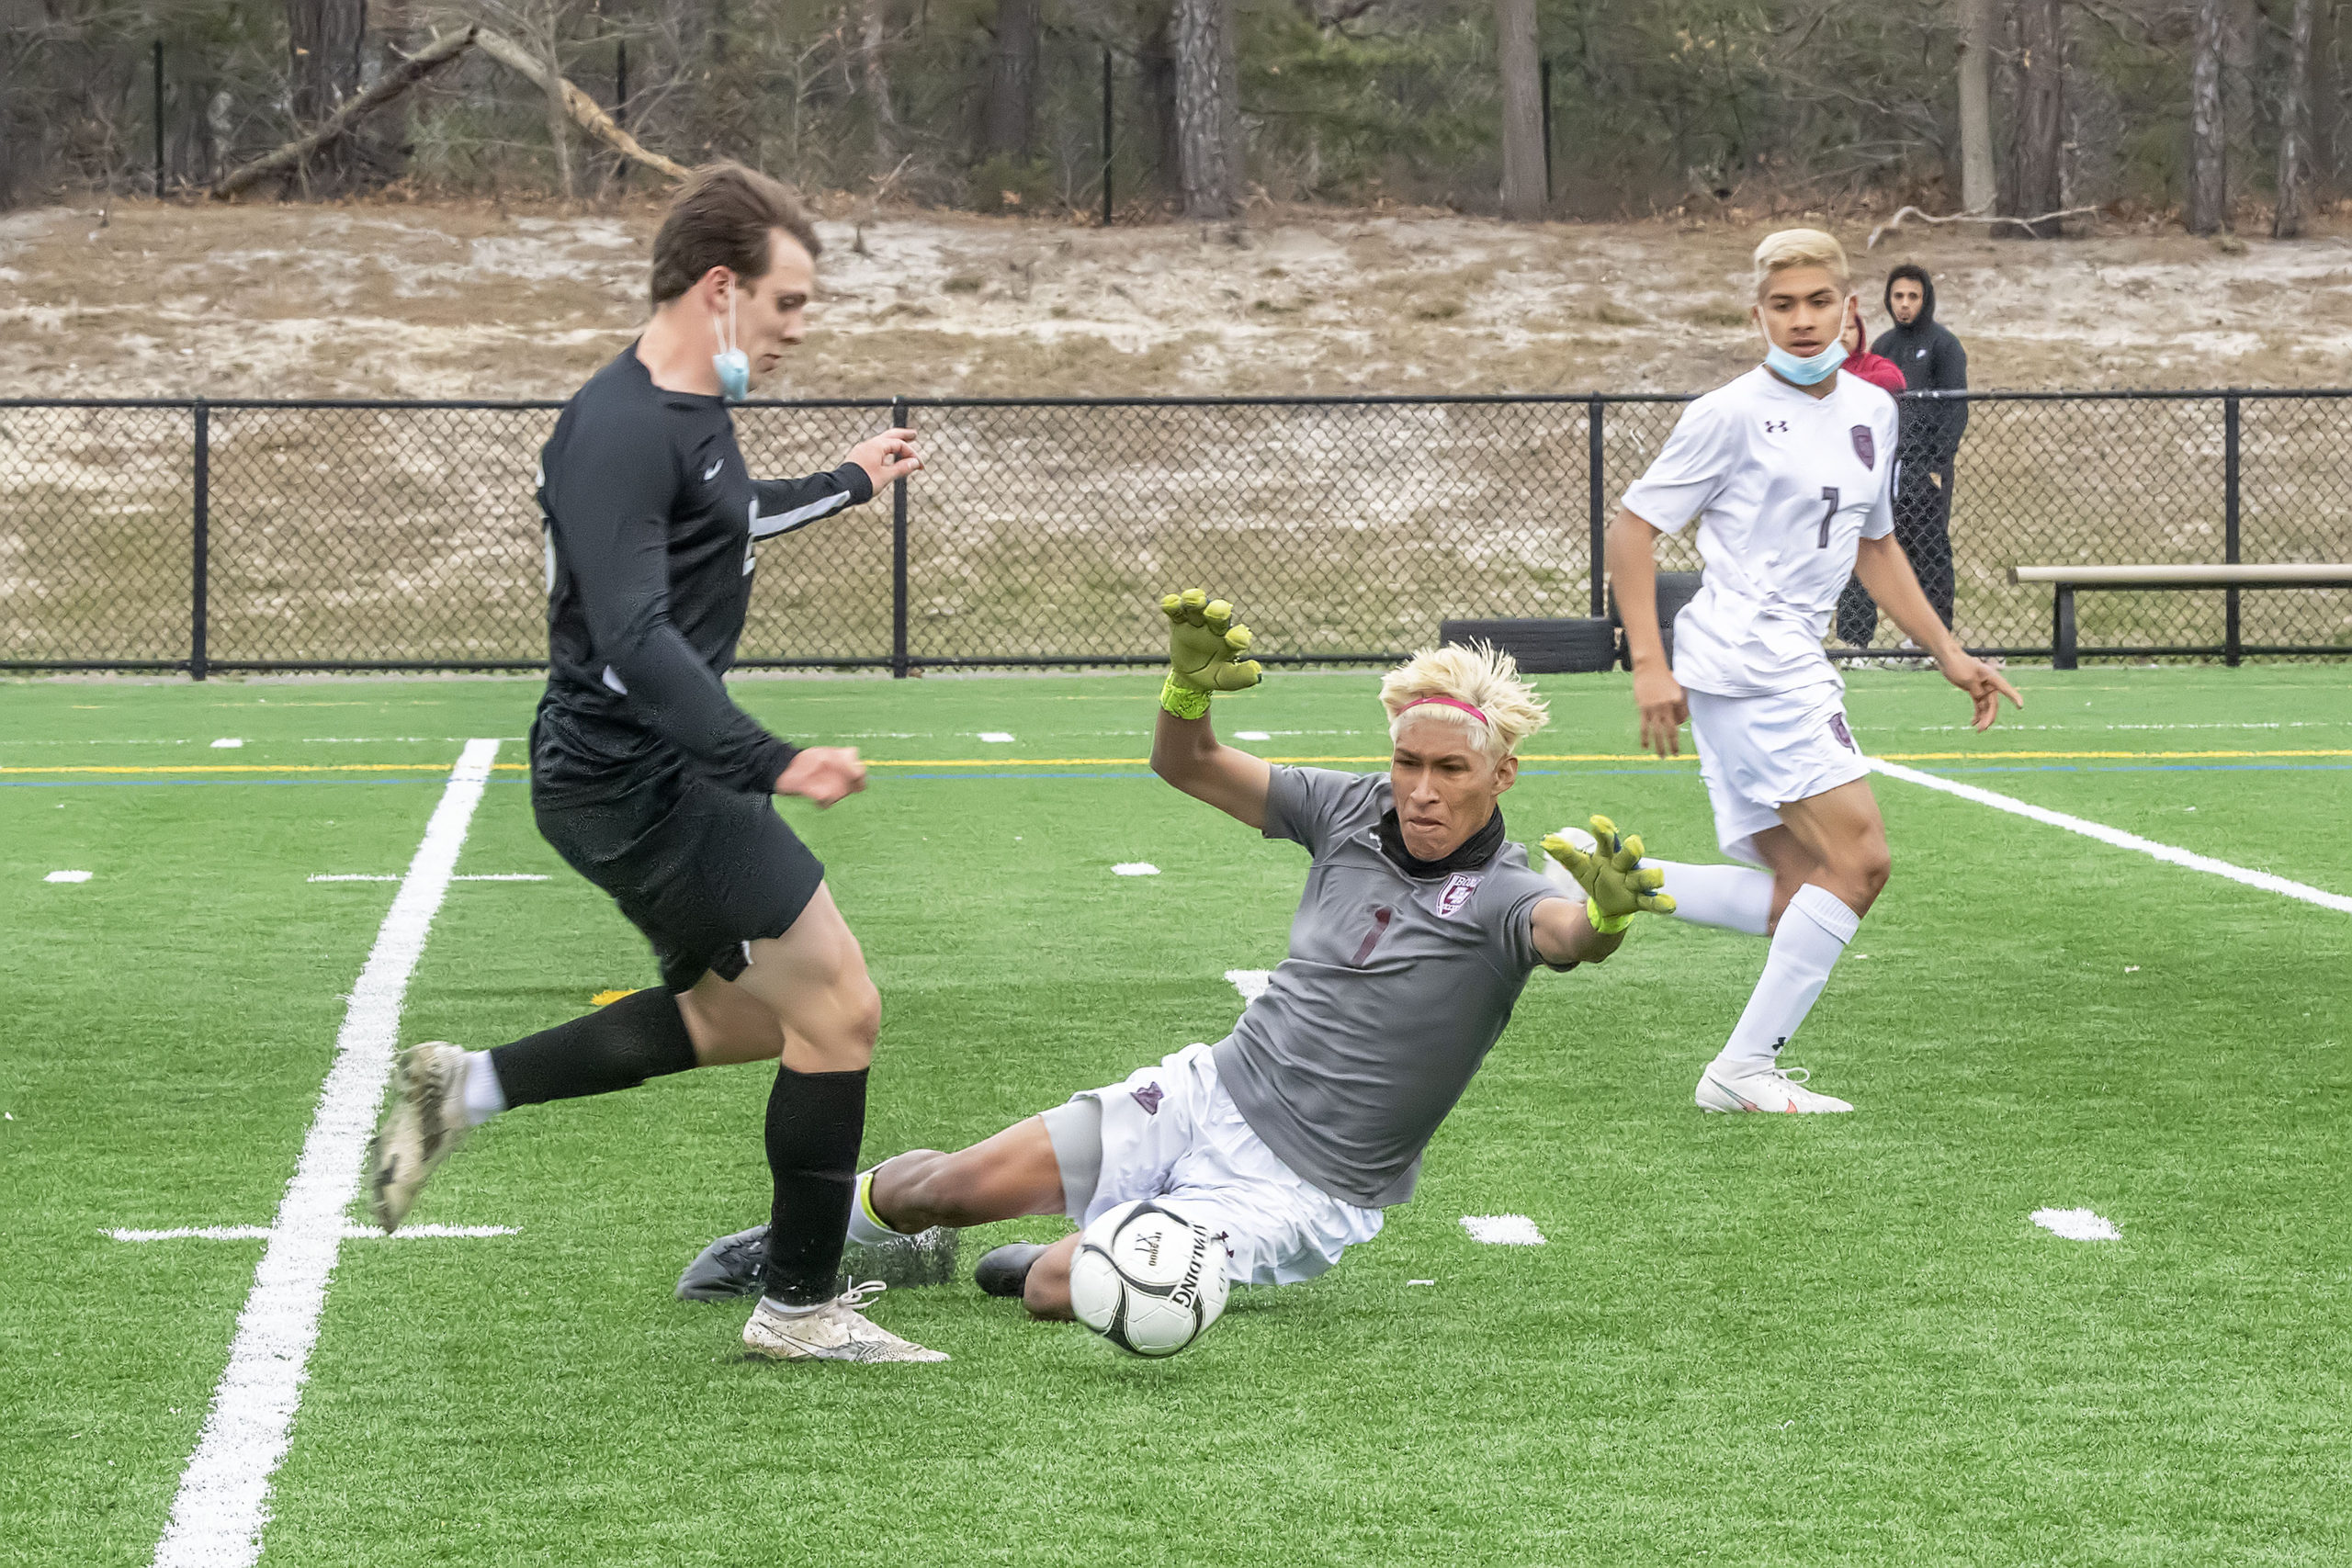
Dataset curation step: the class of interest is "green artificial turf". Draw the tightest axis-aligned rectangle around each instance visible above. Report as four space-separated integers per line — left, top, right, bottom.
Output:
4 665 2350 1566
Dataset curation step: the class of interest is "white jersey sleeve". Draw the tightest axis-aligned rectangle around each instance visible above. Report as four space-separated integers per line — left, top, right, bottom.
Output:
1863 450 1895 539
1620 396 1736 533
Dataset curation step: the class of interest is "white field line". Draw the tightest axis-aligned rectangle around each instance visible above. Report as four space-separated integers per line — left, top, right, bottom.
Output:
108 1224 518 1243
152 739 498 1568
1225 969 1273 1004
1867 757 2352 914
2030 1208 2121 1241
1461 1214 1546 1246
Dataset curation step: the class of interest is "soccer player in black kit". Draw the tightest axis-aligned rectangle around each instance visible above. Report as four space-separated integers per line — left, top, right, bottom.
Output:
364 163 944 1363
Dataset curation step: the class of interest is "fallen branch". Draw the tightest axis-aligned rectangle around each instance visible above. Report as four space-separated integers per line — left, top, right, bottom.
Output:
1867 202 2101 248
212 27 477 199
472 27 689 184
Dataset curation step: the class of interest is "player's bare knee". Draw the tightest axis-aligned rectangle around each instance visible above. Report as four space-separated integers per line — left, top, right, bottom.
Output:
1023 1246 1076 1321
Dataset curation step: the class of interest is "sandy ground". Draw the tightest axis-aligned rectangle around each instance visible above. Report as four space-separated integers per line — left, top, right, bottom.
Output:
6 198 2352 400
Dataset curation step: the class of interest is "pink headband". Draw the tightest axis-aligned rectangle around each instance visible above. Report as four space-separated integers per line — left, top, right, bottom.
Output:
1400 695 1489 725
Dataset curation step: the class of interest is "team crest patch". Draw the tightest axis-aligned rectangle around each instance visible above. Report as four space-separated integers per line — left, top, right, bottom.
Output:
1131 1082 1164 1115
1850 425 1875 470
1437 873 1482 918
1827 713 1857 751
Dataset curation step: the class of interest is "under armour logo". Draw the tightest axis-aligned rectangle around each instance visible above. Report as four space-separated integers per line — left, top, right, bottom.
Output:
1763 420 1789 434
1130 1083 1164 1115
703 459 724 480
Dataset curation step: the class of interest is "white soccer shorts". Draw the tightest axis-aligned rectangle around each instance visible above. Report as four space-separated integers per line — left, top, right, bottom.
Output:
1059 1042 1384 1287
1685 681 1873 866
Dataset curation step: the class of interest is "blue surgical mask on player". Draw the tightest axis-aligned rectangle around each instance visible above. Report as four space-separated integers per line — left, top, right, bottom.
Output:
711 289 751 402
1762 337 1847 386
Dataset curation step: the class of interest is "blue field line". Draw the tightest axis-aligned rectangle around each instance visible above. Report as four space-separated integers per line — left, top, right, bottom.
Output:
1921 762 2352 776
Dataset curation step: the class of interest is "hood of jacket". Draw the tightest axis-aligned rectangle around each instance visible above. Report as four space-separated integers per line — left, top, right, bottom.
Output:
1883 264 1937 329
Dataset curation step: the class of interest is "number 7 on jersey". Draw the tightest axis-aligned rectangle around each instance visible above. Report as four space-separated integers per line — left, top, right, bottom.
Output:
1809 487 1839 548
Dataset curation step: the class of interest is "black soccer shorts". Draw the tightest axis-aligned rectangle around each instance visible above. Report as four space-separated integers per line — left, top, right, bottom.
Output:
533 760 827 993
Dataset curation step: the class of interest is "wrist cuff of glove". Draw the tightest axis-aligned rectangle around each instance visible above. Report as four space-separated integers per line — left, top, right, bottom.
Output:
1587 897 1634 935
1159 676 1212 720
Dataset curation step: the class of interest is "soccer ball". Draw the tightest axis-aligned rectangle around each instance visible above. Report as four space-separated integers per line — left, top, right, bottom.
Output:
1069 1199 1230 1358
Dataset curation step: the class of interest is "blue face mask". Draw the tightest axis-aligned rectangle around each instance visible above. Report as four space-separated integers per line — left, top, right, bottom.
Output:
1763 338 1847 386
711 291 750 402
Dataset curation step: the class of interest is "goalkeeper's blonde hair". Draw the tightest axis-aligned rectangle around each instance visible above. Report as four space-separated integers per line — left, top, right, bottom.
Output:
1751 227 1849 297
1379 642 1550 764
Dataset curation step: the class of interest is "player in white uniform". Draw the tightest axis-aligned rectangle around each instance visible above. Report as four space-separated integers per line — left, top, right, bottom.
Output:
1607 229 2021 1113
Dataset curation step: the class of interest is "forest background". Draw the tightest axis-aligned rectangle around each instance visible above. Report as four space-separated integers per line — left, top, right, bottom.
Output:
6 0 2350 238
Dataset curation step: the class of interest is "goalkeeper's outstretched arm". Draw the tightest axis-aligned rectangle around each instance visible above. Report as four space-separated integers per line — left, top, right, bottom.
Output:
1148 588 1272 829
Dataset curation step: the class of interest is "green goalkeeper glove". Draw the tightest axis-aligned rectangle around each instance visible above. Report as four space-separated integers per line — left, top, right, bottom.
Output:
1159 588 1263 718
1541 814 1676 933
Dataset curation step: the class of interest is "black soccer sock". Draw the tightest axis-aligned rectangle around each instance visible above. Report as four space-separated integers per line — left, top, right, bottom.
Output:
761 1066 869 1308
486 987 699 1109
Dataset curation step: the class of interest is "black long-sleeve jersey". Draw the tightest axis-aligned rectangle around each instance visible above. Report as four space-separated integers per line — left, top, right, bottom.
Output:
532 345 873 804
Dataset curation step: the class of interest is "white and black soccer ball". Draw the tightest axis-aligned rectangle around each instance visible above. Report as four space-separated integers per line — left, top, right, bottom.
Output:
1069 1199 1230 1358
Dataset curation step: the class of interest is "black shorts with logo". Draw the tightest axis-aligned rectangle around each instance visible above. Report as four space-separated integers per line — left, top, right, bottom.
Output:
530 718 825 993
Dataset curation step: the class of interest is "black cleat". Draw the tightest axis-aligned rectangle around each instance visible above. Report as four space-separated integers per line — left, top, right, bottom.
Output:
676 1221 962 1302
974 1242 1049 1298
676 1224 771 1302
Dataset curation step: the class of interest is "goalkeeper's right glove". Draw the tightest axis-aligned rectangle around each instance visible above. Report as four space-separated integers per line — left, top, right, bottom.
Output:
1159 588 1264 717
1541 814 1676 933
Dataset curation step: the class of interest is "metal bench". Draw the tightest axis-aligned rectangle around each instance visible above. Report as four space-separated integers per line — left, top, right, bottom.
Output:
2009 563 2352 669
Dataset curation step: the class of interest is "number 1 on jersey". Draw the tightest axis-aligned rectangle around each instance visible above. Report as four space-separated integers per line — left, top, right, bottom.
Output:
1812 487 1839 548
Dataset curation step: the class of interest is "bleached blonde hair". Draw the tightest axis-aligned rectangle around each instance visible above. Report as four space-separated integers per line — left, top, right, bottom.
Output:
1751 228 1850 298
1378 642 1550 765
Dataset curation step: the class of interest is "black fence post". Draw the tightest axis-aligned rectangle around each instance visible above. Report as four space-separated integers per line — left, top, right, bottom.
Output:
1587 394 1605 617
153 40 166 198
190 400 209 681
891 394 910 678
1540 59 1555 205
614 40 628 191
2223 393 2242 667
1101 49 1114 227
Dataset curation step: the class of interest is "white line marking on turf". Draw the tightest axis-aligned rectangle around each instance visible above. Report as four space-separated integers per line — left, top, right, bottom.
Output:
310 873 545 883
152 739 498 1568
1234 730 1272 741
977 731 1014 743
1112 862 1160 876
210 738 243 750
1868 757 2352 914
1460 1214 1546 1247
44 870 92 883
2030 1208 2120 1241
1226 969 1273 1003
108 1224 520 1243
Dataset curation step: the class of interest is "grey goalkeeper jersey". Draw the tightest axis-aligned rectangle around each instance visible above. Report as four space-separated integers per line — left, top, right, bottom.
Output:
1213 766 1573 1209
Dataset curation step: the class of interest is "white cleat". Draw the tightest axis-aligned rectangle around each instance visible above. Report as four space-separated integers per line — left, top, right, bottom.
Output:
1695 1063 1854 1114
366 1043 472 1231
742 1281 948 1364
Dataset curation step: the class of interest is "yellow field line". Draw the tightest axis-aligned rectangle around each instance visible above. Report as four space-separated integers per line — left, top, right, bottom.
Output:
7 748 2349 777
0 762 536 775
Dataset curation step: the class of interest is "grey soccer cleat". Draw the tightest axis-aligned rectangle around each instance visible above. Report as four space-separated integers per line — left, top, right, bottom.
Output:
741 1281 948 1363
676 1221 962 1302
677 1224 773 1302
973 1242 1049 1299
366 1043 471 1233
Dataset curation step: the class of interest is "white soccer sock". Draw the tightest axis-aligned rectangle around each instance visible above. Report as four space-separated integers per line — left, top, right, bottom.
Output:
843 1167 898 1245
459 1050 508 1128
1711 884 1862 1074
1643 860 1774 937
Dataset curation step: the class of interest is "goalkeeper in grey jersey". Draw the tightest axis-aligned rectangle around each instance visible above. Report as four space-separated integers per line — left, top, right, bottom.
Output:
677 591 1674 1346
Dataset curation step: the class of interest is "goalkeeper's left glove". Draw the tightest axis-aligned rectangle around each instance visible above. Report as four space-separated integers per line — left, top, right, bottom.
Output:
1159 588 1263 718
1541 814 1676 934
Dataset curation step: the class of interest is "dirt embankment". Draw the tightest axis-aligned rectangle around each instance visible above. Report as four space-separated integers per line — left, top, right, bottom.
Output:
6 199 2352 400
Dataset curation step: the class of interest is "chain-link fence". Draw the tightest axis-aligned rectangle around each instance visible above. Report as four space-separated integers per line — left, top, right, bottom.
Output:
5 391 2350 676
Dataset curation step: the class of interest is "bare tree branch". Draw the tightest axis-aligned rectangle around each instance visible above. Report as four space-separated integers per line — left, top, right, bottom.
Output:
211 26 476 199
1868 202 2099 248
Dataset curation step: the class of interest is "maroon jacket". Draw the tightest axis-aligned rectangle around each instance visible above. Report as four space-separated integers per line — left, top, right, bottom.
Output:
1843 303 1908 398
